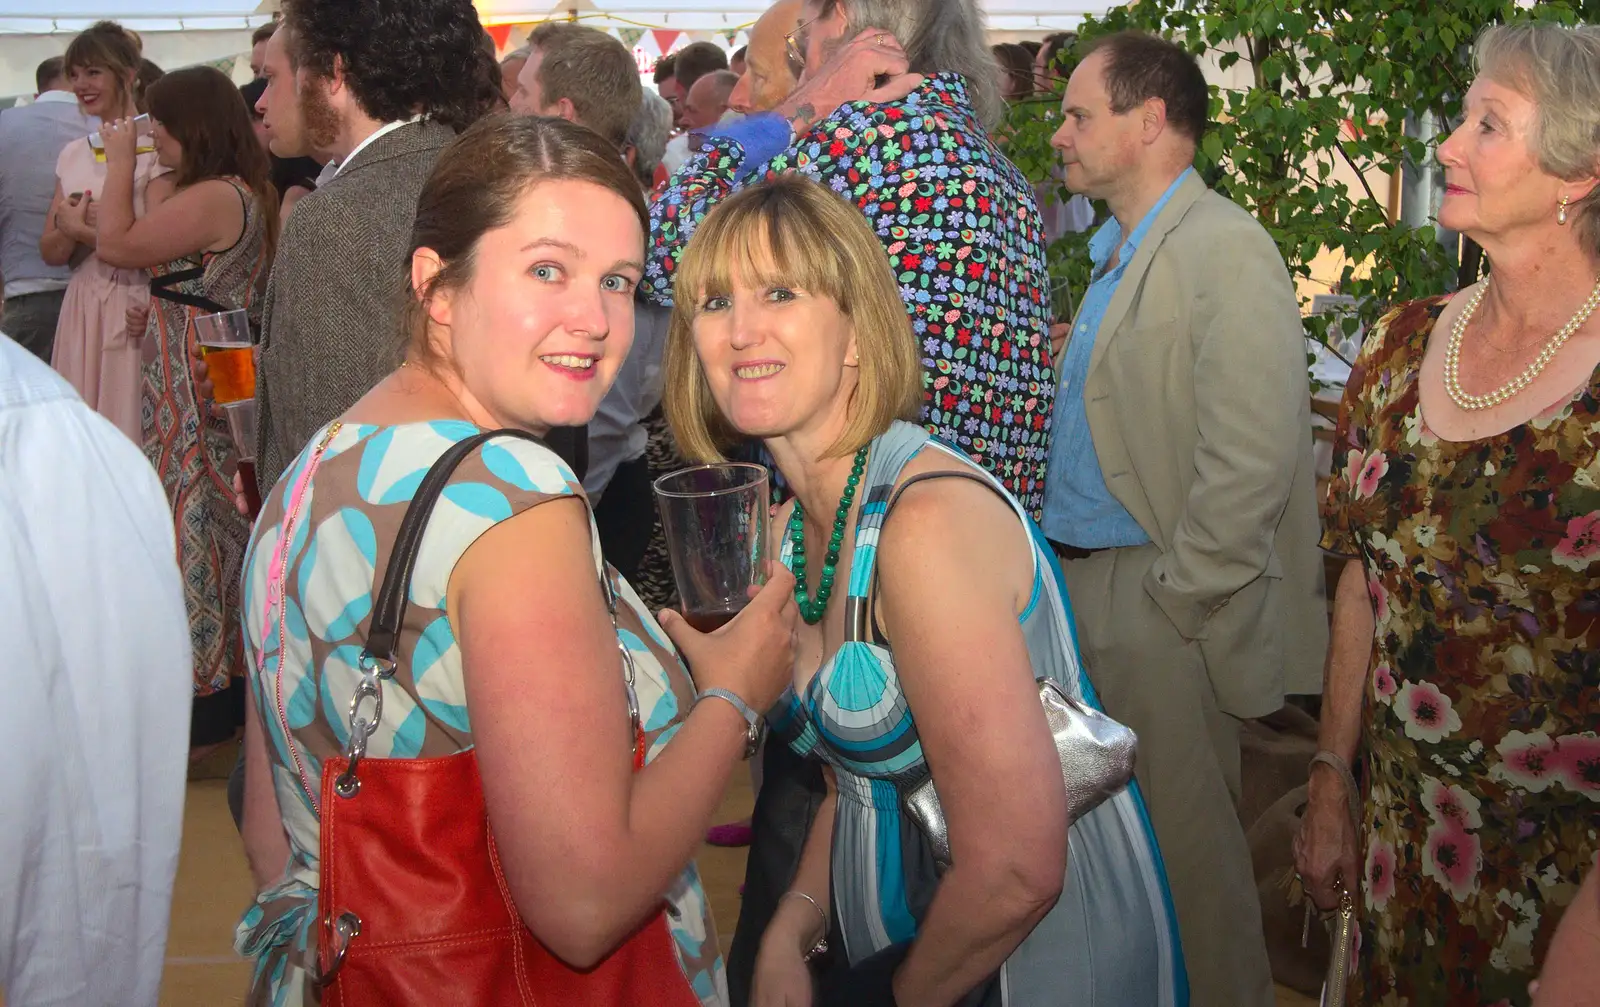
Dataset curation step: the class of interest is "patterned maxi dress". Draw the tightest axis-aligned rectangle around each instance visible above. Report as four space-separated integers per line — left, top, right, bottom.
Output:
142 179 269 697
768 420 1187 1005
1322 296 1600 1006
234 421 726 1007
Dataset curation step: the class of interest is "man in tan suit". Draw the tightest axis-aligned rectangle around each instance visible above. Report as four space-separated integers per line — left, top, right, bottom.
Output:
1044 32 1327 1005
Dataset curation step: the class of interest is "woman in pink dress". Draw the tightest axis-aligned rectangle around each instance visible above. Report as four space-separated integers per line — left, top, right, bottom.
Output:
39 20 169 442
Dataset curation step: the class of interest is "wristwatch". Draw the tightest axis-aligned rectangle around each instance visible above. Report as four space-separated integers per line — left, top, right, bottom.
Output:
697 687 764 759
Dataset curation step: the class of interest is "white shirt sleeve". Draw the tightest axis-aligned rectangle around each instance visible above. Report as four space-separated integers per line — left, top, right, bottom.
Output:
0 490 95 1006
0 335 192 1007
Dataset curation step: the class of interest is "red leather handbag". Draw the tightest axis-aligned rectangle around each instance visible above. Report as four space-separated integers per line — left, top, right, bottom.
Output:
296 430 701 1007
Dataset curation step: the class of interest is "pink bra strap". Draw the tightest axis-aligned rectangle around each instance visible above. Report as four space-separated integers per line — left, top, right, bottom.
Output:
258 422 343 812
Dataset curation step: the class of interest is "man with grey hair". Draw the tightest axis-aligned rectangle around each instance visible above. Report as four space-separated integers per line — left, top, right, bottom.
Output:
682 68 740 131
499 46 528 104
623 89 674 190
729 0 804 115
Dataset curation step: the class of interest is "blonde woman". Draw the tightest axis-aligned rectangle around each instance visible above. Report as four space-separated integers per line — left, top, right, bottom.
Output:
667 175 1184 1006
40 20 168 441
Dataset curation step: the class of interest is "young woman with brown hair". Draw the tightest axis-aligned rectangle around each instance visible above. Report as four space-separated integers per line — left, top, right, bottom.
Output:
235 115 796 1006
93 64 280 761
40 19 167 441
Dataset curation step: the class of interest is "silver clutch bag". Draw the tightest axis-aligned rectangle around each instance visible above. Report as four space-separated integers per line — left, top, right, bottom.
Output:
903 677 1137 870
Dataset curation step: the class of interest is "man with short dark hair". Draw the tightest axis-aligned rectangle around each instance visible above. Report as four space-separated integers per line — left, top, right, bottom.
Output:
661 41 730 176
682 69 738 131
1045 31 1326 1006
510 23 642 150
250 21 276 78
730 45 748 76
654 53 684 127
1036 30 1074 88
249 0 501 495
660 42 733 176
673 40 729 93
0 56 96 361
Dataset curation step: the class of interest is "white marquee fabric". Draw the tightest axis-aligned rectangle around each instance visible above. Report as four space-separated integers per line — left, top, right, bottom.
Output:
0 0 1100 99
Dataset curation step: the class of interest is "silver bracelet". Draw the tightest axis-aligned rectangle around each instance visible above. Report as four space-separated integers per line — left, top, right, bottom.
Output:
779 890 829 962
695 688 762 759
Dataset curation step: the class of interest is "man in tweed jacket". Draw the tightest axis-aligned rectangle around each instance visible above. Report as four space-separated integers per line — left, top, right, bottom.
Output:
250 0 500 495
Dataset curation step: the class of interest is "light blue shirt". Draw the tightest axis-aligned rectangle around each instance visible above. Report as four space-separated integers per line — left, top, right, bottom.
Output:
0 92 96 298
1041 168 1193 549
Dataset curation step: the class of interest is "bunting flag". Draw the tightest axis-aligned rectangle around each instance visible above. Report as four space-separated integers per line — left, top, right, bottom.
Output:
651 29 681 53
485 23 513 52
506 23 536 51
617 27 644 48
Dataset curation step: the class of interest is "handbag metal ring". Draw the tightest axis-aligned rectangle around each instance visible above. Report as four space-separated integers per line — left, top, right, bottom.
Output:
308 910 362 986
347 678 383 738
334 727 370 798
357 650 397 680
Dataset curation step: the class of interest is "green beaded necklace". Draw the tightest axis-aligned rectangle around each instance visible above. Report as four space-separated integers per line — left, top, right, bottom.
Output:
788 445 870 625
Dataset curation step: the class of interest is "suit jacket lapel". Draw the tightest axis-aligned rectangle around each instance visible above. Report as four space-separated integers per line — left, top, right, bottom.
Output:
1086 171 1208 379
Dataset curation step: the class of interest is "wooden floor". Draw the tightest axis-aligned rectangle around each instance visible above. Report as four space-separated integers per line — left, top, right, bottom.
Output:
162 750 1317 1005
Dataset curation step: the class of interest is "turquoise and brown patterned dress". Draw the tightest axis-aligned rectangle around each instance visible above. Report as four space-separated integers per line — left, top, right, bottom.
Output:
1322 296 1600 1006
234 420 726 1006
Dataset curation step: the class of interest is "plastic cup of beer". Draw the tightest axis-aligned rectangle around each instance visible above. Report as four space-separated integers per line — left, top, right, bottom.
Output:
222 399 264 518
88 113 157 162
195 308 256 404
653 463 770 632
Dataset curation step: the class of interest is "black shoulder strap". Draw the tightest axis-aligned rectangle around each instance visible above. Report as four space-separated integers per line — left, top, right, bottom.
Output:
860 469 1013 646
364 429 581 661
149 265 232 315
883 469 1006 514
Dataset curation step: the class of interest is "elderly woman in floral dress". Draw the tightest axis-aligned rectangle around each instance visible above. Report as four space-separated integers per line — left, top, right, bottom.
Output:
1296 21 1600 1006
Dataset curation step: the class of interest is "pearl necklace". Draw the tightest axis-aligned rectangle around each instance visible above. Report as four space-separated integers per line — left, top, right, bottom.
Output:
1444 276 1600 411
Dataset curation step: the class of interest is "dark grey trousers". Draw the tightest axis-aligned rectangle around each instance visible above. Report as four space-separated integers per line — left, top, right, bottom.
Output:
3 289 67 362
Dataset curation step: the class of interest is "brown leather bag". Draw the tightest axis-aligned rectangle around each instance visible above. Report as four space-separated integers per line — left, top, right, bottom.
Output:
304 429 701 1007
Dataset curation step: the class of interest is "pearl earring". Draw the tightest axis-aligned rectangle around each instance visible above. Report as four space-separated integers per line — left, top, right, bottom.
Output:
1559 195 1571 225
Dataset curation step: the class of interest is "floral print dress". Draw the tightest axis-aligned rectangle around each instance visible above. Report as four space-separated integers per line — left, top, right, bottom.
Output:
1322 296 1600 1006
644 73 1055 519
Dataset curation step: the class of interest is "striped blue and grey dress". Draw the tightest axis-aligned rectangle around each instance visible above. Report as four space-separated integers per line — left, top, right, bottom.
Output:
769 420 1188 1005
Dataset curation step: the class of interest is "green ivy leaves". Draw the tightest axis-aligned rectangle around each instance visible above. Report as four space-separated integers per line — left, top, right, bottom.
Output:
996 0 1600 366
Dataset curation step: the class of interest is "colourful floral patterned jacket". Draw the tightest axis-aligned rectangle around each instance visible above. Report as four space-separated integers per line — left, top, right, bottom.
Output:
643 73 1056 518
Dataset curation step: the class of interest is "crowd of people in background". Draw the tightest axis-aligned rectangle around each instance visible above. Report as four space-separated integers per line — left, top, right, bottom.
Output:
0 1 1596 1006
